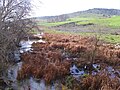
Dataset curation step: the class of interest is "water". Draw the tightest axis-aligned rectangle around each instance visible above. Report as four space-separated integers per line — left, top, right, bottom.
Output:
10 77 55 90
7 62 22 82
70 64 120 81
19 40 33 53
19 39 46 53
7 34 57 90
105 66 120 80
7 64 59 90
6 34 120 89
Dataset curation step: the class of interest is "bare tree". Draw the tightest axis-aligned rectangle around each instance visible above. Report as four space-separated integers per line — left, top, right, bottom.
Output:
0 0 34 75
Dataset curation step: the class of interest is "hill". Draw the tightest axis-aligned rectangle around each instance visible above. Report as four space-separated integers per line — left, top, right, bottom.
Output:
69 8 120 17
39 8 120 22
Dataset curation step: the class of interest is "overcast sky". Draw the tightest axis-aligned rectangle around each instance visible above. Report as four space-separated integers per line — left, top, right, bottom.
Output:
31 0 120 17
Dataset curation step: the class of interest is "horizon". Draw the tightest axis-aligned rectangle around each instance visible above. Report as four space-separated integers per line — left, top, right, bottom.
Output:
31 8 120 18
31 0 120 17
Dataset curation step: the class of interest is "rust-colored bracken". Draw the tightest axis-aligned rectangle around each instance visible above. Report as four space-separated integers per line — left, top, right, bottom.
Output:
17 33 120 84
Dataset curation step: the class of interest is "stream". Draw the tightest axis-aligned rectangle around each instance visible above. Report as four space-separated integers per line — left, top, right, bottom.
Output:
7 34 59 90
6 34 120 90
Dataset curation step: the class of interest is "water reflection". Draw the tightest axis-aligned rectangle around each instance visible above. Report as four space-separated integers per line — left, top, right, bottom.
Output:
7 34 57 90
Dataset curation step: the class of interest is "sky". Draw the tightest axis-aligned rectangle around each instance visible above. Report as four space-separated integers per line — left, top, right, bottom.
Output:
31 0 120 17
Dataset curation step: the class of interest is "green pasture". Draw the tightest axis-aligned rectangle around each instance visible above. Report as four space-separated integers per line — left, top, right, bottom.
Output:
38 15 120 28
37 15 120 43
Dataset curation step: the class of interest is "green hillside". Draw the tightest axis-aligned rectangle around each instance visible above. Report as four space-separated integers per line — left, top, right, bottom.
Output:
37 9 120 44
38 15 120 28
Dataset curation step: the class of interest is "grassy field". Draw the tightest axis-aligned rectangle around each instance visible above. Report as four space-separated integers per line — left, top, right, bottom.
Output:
37 15 120 43
38 21 72 27
76 16 120 28
38 15 120 28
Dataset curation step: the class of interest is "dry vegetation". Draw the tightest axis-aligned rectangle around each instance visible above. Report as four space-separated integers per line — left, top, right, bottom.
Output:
17 33 120 89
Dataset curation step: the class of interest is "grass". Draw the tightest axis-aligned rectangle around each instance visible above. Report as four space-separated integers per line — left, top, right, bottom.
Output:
37 15 120 43
38 15 120 28
105 16 120 28
101 34 120 43
44 28 74 35
38 21 72 27
71 16 120 28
